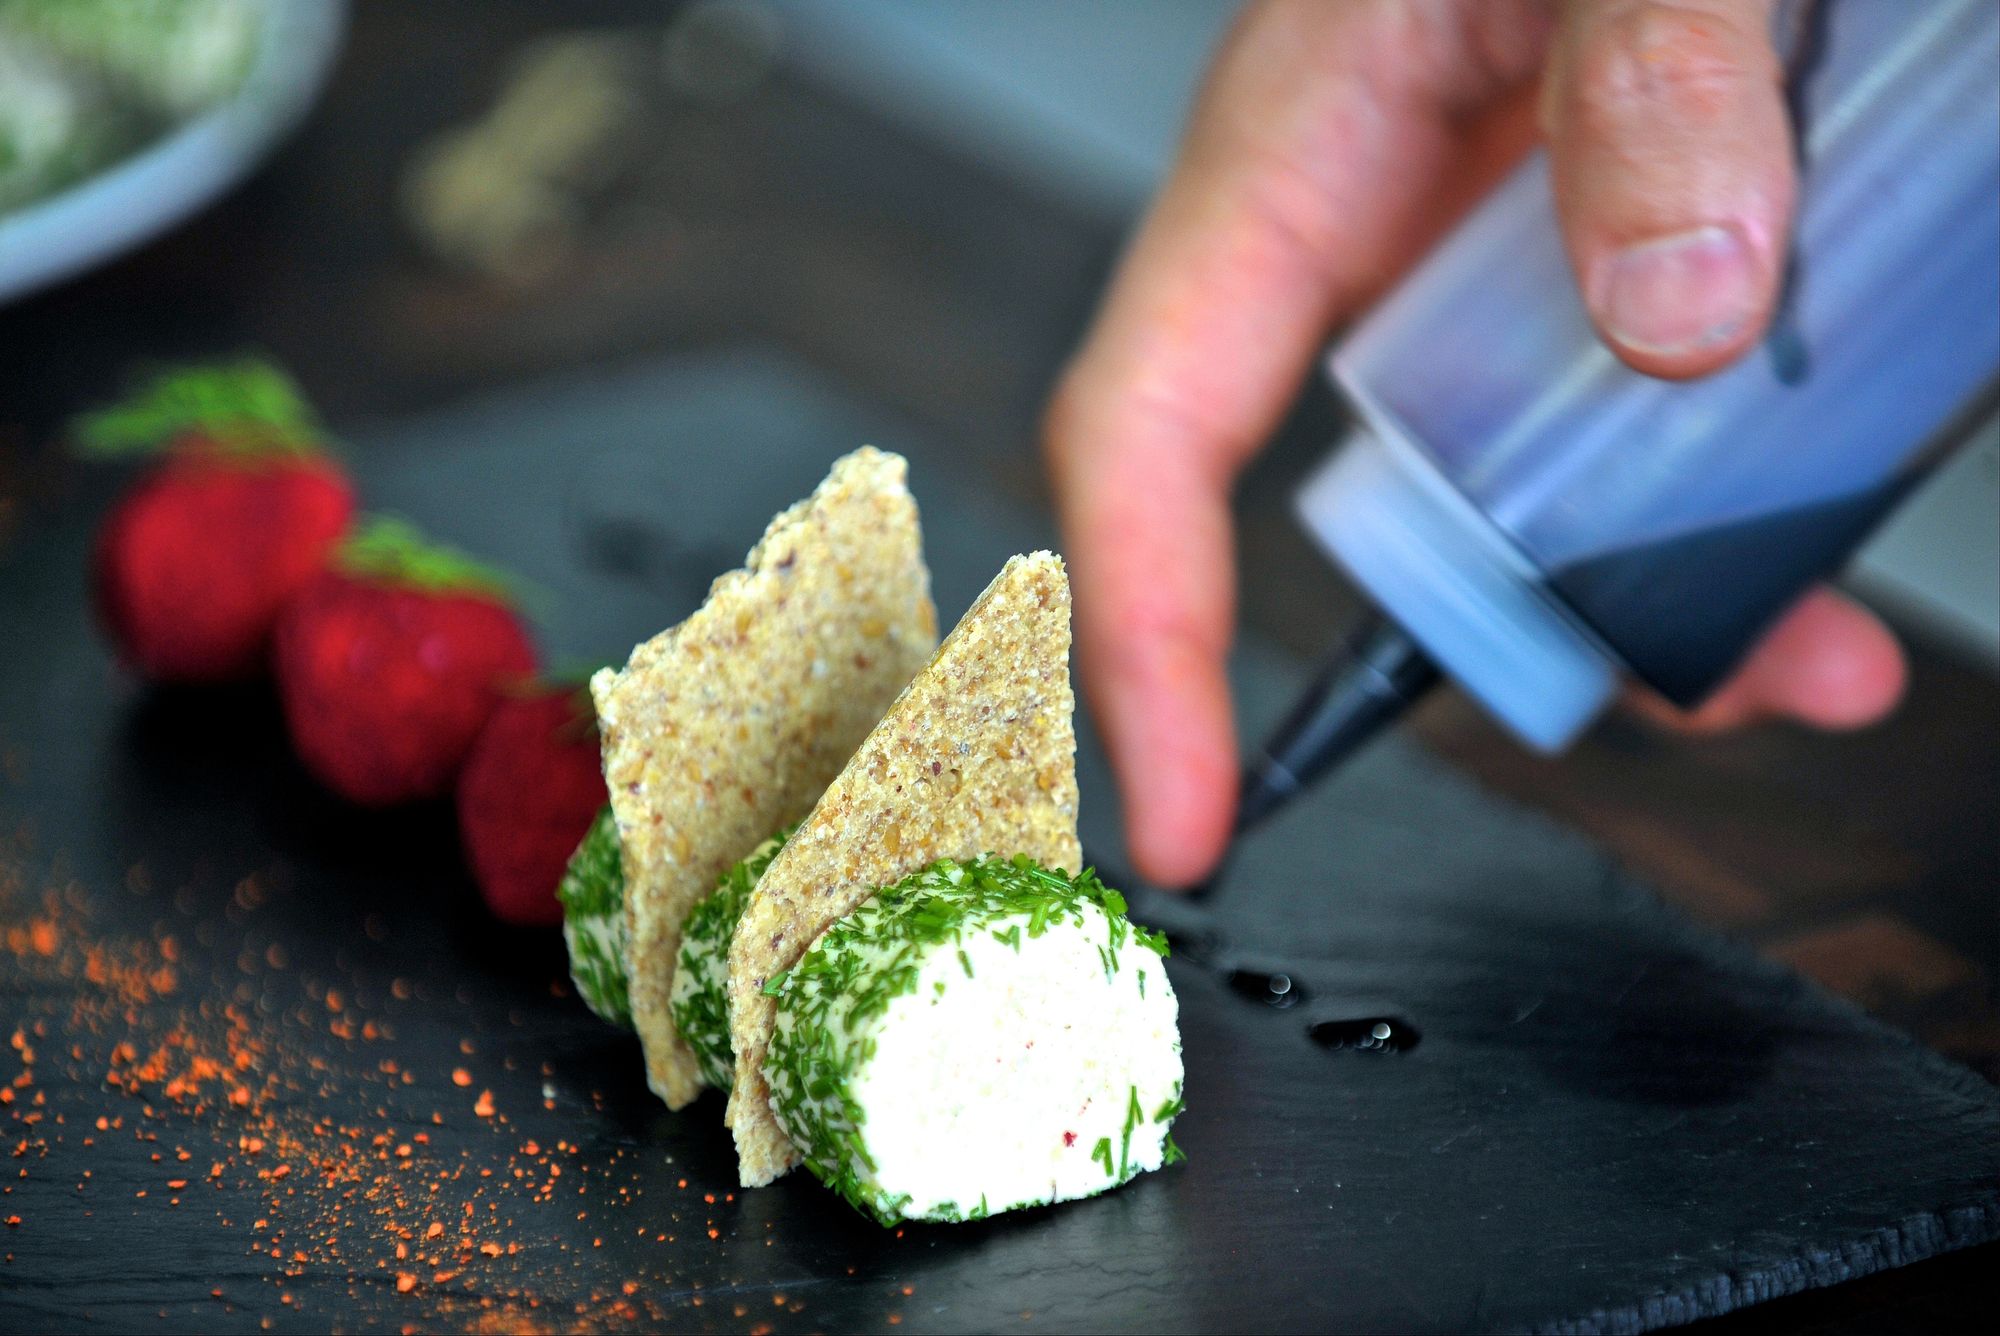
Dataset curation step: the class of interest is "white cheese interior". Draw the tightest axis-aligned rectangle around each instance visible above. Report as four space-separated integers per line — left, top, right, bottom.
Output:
818 906 1181 1219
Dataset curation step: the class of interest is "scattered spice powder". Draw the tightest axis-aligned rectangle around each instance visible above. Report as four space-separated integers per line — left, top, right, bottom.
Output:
2 774 929 1331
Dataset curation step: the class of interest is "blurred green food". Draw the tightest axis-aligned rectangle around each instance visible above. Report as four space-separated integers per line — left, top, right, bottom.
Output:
0 0 263 214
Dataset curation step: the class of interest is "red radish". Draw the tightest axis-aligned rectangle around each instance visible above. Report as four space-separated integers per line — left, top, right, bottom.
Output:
456 683 608 926
79 361 355 682
274 518 537 806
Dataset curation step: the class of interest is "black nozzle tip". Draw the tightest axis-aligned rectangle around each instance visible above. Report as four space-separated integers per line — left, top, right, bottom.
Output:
1233 758 1298 837
1221 616 1440 842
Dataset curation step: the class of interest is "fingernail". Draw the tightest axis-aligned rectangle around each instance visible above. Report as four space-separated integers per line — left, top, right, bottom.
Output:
1592 225 1759 357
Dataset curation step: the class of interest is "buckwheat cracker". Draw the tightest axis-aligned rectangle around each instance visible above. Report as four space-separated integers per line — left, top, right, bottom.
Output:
725 551 1081 1185
593 448 935 1110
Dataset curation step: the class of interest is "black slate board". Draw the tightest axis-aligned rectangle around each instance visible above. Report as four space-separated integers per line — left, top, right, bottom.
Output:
2 351 1996 1333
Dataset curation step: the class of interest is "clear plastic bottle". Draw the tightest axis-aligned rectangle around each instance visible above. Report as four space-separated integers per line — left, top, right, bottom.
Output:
1295 0 1999 752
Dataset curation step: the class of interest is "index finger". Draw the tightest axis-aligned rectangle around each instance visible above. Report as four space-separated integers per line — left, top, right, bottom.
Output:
1047 0 1551 885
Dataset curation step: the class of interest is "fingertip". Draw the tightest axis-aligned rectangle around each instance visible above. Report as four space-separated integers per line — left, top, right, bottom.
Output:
1096 635 1239 892
1624 590 1907 735
1126 765 1237 892
1753 590 1907 729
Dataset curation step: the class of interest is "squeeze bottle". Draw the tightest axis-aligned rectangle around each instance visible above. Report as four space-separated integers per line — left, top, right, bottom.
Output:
1238 0 2000 830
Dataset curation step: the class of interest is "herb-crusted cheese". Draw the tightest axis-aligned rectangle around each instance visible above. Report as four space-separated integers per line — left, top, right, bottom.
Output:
558 806 630 1028
728 551 1079 1187
764 856 1184 1226
671 829 791 1090
596 446 935 1110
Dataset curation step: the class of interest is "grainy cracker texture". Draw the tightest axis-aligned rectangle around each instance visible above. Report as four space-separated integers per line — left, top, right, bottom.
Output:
593 448 935 1109
726 551 1081 1185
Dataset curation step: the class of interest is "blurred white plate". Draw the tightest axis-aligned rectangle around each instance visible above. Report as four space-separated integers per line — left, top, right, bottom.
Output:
0 0 346 305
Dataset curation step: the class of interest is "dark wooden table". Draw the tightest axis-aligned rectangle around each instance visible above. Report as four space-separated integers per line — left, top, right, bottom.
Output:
2 2 1993 1328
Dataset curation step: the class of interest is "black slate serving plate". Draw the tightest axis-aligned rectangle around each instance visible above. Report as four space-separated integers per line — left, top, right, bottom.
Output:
2 351 1995 1332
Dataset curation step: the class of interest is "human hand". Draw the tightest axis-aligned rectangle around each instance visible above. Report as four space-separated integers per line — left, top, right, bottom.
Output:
1043 0 1906 888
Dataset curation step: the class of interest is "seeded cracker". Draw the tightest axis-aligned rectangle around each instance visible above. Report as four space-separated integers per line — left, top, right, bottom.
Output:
726 551 1081 1185
593 448 936 1110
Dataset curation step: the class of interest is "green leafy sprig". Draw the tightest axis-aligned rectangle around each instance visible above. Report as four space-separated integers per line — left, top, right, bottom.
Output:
72 359 326 458
336 516 518 602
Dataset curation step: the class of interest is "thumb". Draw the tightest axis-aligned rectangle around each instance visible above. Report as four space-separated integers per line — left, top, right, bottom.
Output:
1541 0 1796 379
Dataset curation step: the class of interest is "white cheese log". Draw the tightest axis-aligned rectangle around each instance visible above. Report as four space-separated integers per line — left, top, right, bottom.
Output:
763 857 1184 1224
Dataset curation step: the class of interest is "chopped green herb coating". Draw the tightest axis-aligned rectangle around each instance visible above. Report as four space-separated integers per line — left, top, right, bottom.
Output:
670 828 792 1090
764 855 1183 1226
559 806 631 1028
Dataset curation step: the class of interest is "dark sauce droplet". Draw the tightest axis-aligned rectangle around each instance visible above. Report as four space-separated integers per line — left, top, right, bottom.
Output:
1310 1016 1420 1054
1227 969 1306 1010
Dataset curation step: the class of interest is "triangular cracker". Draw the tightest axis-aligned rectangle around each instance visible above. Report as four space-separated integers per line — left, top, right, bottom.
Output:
594 448 936 1109
725 551 1081 1185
